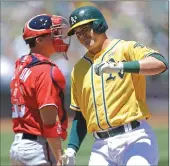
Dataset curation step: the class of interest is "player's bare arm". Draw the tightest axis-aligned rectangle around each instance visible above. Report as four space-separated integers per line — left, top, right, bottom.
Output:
139 56 167 75
40 105 63 164
94 53 168 76
94 39 168 76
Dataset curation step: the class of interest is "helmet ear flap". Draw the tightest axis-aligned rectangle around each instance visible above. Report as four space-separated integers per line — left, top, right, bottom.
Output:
92 19 108 34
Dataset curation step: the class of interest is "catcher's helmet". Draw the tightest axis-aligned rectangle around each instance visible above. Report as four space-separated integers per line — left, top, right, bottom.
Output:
23 14 70 55
23 14 52 40
67 6 108 36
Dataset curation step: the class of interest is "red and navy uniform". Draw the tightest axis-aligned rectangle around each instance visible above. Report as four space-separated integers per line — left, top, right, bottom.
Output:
10 53 68 139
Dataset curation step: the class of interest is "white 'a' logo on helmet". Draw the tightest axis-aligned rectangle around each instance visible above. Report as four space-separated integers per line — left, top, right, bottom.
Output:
71 16 77 25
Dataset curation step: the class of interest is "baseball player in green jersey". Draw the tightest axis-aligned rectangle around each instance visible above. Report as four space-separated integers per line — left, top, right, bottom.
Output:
62 6 168 166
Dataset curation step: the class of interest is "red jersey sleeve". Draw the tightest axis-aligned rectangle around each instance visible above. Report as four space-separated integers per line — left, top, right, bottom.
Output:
35 70 59 110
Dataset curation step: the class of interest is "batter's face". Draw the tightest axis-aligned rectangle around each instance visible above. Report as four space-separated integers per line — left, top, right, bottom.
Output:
74 24 97 50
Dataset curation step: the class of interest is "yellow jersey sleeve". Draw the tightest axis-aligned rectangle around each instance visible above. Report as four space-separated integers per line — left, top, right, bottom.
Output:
70 68 80 111
124 41 159 61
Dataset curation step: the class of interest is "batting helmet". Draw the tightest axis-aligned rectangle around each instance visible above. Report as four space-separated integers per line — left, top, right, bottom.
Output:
23 14 70 54
67 6 108 36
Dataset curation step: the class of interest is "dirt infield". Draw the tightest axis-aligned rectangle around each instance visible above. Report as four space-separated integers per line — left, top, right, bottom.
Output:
1 113 168 133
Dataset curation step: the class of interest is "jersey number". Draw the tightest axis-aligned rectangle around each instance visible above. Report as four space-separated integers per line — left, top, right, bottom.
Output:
106 58 125 81
12 104 26 118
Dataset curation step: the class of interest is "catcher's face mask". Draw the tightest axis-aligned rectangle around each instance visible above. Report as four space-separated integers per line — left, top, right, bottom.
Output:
51 15 71 59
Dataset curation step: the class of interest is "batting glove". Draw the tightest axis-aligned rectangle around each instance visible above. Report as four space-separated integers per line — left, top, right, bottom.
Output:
61 148 76 166
94 61 124 76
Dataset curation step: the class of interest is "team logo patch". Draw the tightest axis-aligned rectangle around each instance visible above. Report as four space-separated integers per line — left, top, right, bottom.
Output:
70 16 77 25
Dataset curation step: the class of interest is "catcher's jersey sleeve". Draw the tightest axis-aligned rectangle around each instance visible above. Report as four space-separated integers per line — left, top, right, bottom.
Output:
70 68 80 111
123 41 159 61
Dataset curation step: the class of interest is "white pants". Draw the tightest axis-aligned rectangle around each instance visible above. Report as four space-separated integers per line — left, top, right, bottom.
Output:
89 120 159 166
10 133 56 166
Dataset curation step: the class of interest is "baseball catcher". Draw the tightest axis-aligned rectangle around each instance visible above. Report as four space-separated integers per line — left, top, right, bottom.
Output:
10 14 70 166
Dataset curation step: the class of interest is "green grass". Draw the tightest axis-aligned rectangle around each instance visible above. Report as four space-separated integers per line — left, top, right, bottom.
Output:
1 127 168 166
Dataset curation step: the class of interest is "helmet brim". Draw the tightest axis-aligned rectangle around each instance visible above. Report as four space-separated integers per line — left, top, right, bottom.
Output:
67 19 97 36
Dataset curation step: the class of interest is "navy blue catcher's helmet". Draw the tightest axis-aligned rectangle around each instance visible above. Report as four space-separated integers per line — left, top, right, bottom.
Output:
23 14 70 40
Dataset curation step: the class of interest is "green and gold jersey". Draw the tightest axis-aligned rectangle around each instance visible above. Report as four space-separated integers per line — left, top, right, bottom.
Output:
70 39 159 133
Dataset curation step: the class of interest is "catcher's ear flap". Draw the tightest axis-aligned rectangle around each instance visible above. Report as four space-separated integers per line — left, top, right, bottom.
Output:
92 19 108 34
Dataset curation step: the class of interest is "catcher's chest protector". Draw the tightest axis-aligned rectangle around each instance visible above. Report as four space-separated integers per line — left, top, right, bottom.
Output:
11 54 67 125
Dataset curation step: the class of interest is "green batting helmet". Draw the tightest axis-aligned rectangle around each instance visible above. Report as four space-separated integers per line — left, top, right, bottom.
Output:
67 6 108 36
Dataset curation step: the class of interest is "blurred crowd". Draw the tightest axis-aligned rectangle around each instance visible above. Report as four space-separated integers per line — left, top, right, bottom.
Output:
0 1 169 116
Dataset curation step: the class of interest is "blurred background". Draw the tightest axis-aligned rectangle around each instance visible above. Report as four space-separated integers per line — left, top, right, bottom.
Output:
0 1 169 166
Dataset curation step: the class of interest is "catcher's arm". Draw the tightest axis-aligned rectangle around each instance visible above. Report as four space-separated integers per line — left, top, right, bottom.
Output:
40 105 63 165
